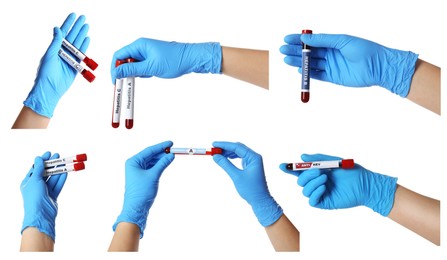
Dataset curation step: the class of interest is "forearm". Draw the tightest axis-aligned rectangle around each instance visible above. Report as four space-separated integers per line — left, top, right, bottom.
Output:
108 222 140 252
221 46 269 89
20 227 54 252
12 106 50 129
388 184 440 245
406 59 440 115
265 214 300 251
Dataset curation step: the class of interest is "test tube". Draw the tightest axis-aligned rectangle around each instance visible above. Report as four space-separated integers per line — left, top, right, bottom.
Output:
112 60 126 128
43 162 85 177
165 147 223 155
301 29 312 103
62 39 98 70
125 58 136 129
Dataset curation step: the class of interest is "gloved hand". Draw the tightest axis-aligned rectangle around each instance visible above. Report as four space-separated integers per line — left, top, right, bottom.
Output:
280 154 398 216
113 141 175 238
21 152 67 241
110 38 222 83
212 141 283 227
280 33 418 97
24 12 91 118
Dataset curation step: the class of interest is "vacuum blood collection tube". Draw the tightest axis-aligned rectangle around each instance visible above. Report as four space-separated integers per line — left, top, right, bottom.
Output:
112 60 126 128
125 58 136 129
286 159 354 171
44 153 87 168
58 49 95 82
62 39 98 70
44 162 85 177
301 29 312 103
165 147 223 155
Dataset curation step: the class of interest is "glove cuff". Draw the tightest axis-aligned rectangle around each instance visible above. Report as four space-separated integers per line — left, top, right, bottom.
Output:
191 42 222 74
113 204 151 239
251 196 284 227
23 82 59 118
21 218 56 242
382 48 419 97
366 173 398 217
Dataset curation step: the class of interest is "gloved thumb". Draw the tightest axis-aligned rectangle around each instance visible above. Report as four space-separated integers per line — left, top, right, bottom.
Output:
279 163 300 177
30 156 45 180
301 153 342 162
47 27 65 56
301 33 351 49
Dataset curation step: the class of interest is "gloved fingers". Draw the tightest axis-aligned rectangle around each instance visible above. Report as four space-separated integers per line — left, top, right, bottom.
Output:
301 33 352 50
297 168 321 187
113 39 148 61
49 152 60 161
297 68 330 82
279 163 299 177
72 23 89 50
59 12 76 35
284 34 302 45
79 36 90 54
115 62 148 80
129 141 173 168
301 153 342 162
284 56 327 71
302 174 327 197
213 154 240 180
147 153 175 180
212 141 258 161
65 15 86 43
29 156 46 180
47 173 67 200
308 185 326 207
280 45 327 59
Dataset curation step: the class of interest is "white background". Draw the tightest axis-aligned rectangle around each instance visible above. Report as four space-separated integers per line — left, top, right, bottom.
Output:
0 0 446 259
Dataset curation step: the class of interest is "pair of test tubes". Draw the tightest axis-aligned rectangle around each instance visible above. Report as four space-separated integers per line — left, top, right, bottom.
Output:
43 153 87 177
58 39 98 82
112 58 136 129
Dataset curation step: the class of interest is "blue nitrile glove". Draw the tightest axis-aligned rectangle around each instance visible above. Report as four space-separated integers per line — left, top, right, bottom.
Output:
110 38 222 83
21 152 68 241
212 141 283 227
24 13 91 118
280 33 418 97
280 154 398 216
113 141 175 238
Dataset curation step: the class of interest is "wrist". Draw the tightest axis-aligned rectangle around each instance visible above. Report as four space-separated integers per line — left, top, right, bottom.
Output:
381 47 419 97
22 217 56 242
113 203 152 238
365 172 398 216
250 195 284 227
190 42 222 74
24 82 59 118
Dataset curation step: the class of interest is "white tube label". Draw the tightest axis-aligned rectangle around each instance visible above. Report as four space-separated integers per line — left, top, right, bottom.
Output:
125 77 135 119
58 49 84 73
112 79 124 123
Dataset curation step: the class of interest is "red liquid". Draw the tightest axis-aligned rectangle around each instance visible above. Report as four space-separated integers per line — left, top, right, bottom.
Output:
112 122 120 128
125 119 133 129
301 92 310 103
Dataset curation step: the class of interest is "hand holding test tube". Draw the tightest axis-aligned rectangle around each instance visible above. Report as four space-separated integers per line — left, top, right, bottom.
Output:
23 13 93 119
